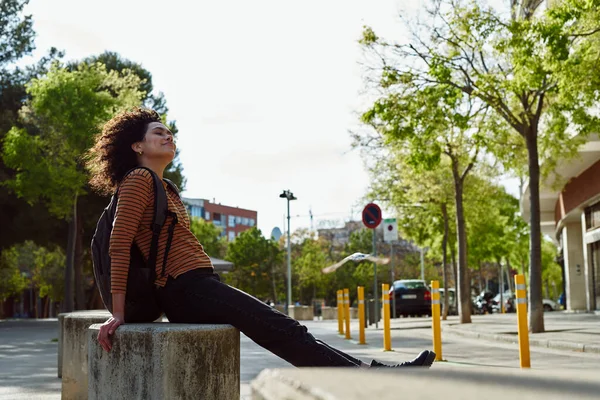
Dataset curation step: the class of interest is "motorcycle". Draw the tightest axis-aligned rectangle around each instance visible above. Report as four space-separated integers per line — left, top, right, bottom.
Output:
474 291 497 314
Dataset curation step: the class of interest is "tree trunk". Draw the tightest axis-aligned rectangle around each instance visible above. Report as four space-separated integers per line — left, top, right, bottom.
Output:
451 159 471 323
450 242 458 300
479 262 484 293
441 203 450 320
63 194 77 313
74 207 85 310
525 130 545 333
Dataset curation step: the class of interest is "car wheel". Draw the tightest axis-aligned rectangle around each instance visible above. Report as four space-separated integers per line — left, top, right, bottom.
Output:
543 304 553 312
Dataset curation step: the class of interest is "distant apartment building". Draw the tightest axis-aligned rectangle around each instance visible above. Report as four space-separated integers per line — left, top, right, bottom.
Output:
182 197 257 241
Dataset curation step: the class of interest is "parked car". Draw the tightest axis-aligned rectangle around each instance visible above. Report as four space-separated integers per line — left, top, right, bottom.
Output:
543 298 559 311
388 279 432 317
491 292 559 312
439 288 457 315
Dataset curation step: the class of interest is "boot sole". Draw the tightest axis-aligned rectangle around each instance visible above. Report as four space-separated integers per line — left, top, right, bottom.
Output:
422 350 436 367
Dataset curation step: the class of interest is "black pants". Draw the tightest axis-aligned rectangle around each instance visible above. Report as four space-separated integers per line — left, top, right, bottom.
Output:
157 268 362 367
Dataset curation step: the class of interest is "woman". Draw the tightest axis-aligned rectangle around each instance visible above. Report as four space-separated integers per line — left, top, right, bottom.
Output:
86 107 435 368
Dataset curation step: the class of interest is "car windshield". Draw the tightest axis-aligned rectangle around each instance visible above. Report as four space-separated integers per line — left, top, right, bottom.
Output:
398 281 427 289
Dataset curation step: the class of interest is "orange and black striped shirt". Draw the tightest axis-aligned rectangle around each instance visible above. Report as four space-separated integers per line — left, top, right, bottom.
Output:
109 168 213 294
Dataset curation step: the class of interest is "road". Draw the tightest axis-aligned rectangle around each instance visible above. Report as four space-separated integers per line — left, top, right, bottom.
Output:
1 318 599 399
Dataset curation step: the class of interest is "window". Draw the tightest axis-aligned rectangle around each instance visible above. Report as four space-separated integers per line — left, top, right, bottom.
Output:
236 216 242 224
228 231 236 241
228 215 235 227
249 218 255 227
205 211 210 220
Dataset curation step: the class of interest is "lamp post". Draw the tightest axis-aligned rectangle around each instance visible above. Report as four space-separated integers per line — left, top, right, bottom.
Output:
279 189 297 314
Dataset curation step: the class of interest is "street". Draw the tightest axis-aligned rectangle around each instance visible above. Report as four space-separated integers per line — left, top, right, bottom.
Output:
2 315 599 399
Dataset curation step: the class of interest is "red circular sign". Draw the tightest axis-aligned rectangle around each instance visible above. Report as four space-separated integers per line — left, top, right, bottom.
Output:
362 203 382 229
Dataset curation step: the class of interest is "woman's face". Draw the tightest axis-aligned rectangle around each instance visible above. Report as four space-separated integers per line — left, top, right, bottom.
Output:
132 121 176 162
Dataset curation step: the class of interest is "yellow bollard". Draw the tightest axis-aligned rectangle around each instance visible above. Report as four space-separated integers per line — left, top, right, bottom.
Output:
382 284 392 351
358 286 366 345
337 290 344 335
344 288 351 339
430 281 442 361
515 274 531 368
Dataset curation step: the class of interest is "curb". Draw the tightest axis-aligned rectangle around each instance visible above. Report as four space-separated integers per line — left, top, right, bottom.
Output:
443 326 600 354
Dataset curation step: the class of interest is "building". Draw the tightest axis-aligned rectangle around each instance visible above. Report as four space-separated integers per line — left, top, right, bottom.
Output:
520 134 600 312
182 197 257 242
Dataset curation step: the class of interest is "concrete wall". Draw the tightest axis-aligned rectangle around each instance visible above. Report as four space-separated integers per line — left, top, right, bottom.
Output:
563 221 588 310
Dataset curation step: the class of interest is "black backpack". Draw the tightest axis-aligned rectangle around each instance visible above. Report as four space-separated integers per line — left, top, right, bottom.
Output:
91 167 179 323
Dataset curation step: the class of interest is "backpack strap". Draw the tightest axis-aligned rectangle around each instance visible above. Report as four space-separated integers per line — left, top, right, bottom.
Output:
163 178 180 197
121 167 168 283
121 168 180 280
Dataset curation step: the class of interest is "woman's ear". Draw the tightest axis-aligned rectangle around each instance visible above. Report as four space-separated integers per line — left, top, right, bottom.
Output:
131 142 142 154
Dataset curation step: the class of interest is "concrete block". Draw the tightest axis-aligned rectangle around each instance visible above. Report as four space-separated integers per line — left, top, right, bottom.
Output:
61 310 112 399
547 340 585 352
288 306 314 321
321 307 337 320
87 324 240 400
583 344 600 353
251 367 600 399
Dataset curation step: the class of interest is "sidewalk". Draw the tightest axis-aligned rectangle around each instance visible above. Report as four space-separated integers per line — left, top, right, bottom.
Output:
386 311 600 354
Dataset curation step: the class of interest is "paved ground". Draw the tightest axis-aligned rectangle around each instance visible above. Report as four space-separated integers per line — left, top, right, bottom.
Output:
2 313 599 399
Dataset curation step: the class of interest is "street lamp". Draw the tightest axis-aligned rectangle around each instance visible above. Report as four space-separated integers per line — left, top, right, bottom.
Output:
279 189 297 314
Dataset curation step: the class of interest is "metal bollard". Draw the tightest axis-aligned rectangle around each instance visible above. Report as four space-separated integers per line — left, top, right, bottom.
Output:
337 290 344 335
344 288 351 339
515 274 531 368
431 280 442 361
382 284 392 351
358 286 366 345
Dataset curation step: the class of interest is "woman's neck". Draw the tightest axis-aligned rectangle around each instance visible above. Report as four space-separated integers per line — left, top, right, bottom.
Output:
138 160 166 180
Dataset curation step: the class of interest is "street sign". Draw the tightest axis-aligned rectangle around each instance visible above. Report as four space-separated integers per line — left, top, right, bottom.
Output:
362 203 382 229
383 218 398 243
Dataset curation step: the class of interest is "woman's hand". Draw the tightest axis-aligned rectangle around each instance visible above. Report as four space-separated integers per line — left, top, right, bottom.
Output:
97 315 124 352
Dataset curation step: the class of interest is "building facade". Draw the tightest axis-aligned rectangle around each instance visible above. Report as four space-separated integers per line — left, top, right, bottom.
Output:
182 197 257 242
521 135 600 312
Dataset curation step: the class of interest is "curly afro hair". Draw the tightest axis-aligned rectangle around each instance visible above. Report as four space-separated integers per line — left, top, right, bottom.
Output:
86 107 161 195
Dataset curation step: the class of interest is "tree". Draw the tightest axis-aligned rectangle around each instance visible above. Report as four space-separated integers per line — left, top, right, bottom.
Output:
0 1 67 258
368 153 457 318
2 63 143 311
189 217 227 259
292 230 331 305
225 228 284 301
0 0 34 68
359 0 600 332
0 245 28 317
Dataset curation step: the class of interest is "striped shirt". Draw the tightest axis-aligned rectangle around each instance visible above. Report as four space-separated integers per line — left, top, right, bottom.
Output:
109 168 213 294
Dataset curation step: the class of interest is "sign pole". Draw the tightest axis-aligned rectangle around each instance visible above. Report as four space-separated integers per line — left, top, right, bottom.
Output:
362 203 383 329
373 228 378 329
391 241 396 319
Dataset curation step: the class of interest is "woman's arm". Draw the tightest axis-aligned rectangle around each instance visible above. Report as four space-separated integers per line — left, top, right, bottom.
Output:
98 293 125 352
109 169 152 295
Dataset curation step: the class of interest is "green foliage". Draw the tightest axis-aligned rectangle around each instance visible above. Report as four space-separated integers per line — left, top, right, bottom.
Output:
292 231 331 304
2 63 143 218
32 245 65 301
189 217 227 259
0 245 28 302
225 228 284 299
0 0 35 67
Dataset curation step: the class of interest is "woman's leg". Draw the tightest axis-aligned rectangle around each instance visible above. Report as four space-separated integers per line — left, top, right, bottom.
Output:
158 270 362 367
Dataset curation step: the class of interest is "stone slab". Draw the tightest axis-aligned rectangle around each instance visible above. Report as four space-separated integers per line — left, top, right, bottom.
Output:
251 367 600 400
87 323 240 400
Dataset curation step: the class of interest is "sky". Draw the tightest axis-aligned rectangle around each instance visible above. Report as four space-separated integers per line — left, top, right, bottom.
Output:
20 0 517 236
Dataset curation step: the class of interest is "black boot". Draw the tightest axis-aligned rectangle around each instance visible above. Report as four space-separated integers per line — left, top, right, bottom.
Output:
370 350 436 368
